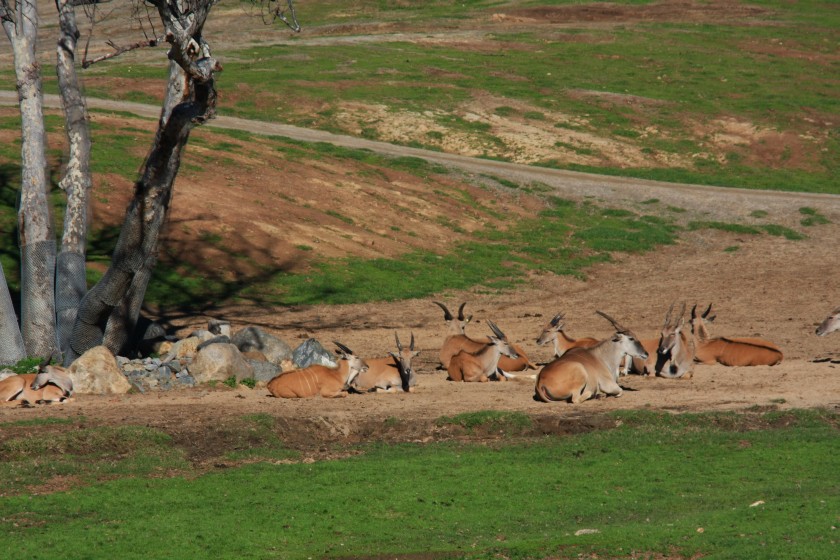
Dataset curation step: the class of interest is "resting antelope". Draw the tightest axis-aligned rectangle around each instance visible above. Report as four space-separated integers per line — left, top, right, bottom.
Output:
448 321 519 382
535 312 599 358
690 304 783 367
653 302 695 378
816 307 840 336
0 358 74 405
434 301 535 372
353 332 419 393
267 342 368 398
534 311 648 403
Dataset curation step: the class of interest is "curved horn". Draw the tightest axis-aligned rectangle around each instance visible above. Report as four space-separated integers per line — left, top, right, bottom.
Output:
409 332 415 351
37 355 52 371
702 303 713 318
394 331 403 352
596 310 625 332
457 302 467 321
333 341 354 356
433 301 453 321
691 304 698 319
486 320 506 340
550 312 565 327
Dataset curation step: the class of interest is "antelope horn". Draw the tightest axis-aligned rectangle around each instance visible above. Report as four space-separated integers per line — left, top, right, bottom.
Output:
677 301 687 321
433 301 453 321
550 312 565 327
702 303 713 318
409 332 415 351
394 331 403 352
596 310 625 332
37 354 52 371
691 303 698 319
486 320 507 340
333 341 354 356
663 301 676 328
457 302 467 321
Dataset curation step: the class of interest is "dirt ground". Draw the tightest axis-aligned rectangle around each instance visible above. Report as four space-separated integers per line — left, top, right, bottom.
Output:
2 220 840 448
1 1 839 450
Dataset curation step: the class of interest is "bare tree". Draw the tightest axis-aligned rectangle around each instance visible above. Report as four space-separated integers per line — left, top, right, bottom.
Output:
1 0 300 365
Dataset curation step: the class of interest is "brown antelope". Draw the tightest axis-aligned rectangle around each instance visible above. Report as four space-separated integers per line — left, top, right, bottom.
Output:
816 307 840 336
353 332 419 393
448 321 519 382
267 342 369 398
653 302 695 379
0 358 74 405
434 301 535 373
534 311 648 403
535 312 599 358
690 304 783 367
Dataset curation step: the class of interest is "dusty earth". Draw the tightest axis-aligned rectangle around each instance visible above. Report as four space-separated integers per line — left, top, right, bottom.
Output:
1 1 839 453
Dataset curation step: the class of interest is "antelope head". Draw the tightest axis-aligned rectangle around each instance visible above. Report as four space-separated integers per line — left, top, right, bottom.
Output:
690 303 716 340
816 307 840 337
486 320 519 359
536 312 565 346
334 342 368 386
596 310 648 360
657 302 686 357
30 355 73 398
392 332 420 390
433 301 472 334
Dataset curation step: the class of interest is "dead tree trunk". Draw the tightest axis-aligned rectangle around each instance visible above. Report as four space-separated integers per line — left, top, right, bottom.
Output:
69 0 220 361
54 0 93 360
1 0 58 359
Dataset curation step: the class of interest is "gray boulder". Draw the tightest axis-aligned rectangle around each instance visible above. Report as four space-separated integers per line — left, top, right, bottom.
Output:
292 338 337 369
231 326 293 364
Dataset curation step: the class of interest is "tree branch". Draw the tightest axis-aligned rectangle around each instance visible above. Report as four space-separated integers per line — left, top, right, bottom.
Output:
81 35 164 68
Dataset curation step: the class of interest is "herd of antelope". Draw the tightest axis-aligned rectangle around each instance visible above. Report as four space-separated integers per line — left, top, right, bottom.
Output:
2 302 838 406
263 299 815 405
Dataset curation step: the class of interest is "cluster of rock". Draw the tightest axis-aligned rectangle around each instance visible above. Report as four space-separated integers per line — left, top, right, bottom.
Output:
57 321 342 395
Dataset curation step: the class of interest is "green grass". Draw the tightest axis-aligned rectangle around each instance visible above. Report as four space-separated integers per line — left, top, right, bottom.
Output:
40 0 838 194
255 198 678 305
0 409 837 559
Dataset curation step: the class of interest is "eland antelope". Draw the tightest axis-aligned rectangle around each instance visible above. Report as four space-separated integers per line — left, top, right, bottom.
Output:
653 302 695 378
353 332 419 393
690 304 783 367
816 307 840 336
267 342 369 398
434 301 535 373
534 311 648 403
448 321 519 382
0 358 74 405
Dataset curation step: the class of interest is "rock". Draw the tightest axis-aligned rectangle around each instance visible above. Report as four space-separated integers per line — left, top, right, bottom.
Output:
248 360 281 384
231 326 293 364
189 343 254 384
67 346 132 394
208 319 232 337
243 350 267 362
292 338 337 369
196 335 232 351
163 336 203 361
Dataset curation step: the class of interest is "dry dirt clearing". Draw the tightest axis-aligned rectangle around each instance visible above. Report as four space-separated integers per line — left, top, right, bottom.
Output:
2 216 839 447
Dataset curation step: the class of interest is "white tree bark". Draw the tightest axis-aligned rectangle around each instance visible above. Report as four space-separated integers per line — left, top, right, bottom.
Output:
2 0 58 359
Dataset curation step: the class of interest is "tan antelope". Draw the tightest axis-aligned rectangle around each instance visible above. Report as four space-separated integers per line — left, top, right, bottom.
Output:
534 311 648 403
434 301 536 373
816 307 840 336
690 304 783 367
0 358 74 405
447 321 519 382
652 302 695 378
267 342 369 398
535 312 599 358
353 332 419 393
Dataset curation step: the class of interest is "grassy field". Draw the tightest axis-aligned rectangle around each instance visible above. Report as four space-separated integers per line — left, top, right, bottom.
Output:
51 0 839 194
0 409 837 559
